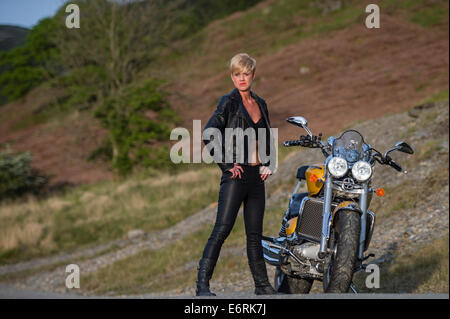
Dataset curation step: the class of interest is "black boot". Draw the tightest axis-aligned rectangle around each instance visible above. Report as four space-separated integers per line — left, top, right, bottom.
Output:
249 260 278 295
196 258 217 296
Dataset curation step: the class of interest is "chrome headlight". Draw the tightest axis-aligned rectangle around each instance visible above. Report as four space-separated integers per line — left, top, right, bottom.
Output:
328 157 348 178
351 161 372 182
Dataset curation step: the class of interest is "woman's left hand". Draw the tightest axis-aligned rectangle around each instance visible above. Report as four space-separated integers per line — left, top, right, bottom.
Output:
260 166 272 181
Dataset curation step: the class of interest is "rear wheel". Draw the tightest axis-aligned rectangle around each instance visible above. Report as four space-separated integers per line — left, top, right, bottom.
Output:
274 266 314 294
323 210 360 293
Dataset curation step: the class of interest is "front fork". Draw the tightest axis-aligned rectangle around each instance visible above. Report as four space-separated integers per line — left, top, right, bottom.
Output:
319 171 333 258
358 183 369 260
319 173 368 261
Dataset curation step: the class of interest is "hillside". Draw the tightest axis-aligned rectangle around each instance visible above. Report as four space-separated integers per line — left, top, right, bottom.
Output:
0 98 447 296
0 25 28 52
0 0 448 189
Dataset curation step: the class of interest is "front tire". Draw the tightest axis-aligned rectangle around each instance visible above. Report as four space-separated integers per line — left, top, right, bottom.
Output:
323 210 360 293
274 266 314 294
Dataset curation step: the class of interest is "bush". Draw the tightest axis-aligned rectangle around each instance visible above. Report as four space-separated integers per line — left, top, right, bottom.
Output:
0 148 47 200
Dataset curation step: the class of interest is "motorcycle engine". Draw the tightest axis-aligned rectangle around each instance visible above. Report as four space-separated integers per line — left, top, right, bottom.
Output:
283 242 323 279
294 242 320 260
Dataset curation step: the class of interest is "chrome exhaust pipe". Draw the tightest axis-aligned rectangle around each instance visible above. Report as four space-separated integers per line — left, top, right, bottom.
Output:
262 239 282 266
262 237 306 267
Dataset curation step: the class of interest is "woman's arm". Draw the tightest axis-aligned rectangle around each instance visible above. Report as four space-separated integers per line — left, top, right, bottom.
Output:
203 96 235 173
261 100 273 168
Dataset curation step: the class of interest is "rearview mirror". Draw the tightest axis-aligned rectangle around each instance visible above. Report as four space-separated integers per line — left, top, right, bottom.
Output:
394 141 414 154
286 116 313 137
286 116 308 128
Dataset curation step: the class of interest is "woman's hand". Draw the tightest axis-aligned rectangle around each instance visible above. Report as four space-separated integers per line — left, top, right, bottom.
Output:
260 166 272 181
228 163 244 179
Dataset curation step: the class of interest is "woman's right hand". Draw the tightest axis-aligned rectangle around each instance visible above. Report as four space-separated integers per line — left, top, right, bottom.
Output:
228 163 243 179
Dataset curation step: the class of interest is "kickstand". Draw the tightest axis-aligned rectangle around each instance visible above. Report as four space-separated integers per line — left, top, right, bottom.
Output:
350 282 358 294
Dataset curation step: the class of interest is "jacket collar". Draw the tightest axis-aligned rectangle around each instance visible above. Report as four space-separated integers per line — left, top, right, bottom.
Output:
229 88 270 128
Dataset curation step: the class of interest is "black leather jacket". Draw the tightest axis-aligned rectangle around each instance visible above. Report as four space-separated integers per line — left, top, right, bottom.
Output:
202 88 276 173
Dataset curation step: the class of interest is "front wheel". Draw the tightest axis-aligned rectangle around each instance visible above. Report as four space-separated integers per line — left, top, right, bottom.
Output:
323 210 361 293
274 266 314 294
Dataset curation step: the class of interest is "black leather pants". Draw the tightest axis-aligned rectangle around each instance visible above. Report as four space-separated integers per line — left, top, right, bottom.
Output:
201 164 266 264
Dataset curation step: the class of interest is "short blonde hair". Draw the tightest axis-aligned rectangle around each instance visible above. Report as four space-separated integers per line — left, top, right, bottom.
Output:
230 53 256 74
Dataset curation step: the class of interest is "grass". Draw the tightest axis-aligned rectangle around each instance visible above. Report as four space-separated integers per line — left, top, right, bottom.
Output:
411 4 448 28
369 142 448 222
0 136 296 266
0 165 222 264
381 0 449 28
0 117 301 265
354 233 449 293
80 200 287 295
148 0 367 83
420 87 449 104
10 98 72 131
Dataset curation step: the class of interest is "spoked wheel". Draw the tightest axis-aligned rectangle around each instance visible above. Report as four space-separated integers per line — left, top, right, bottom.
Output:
274 266 314 294
323 210 361 293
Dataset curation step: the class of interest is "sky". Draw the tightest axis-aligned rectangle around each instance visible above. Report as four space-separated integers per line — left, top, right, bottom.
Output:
0 0 66 29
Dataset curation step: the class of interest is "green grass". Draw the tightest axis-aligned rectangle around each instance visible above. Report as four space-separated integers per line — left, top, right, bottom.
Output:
381 0 449 28
310 4 363 34
420 88 449 104
411 5 448 27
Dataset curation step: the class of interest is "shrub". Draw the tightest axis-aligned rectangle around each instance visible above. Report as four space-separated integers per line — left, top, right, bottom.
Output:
0 147 47 200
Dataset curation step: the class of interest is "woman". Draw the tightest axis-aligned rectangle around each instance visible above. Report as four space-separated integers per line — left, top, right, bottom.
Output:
196 53 277 296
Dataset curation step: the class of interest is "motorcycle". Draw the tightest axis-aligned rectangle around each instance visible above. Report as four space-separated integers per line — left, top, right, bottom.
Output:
262 116 414 293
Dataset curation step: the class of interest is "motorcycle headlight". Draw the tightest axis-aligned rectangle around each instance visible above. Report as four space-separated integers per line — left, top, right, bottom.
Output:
352 161 372 182
328 157 348 178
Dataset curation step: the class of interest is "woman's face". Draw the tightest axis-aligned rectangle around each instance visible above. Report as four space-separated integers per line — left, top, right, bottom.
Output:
231 69 255 92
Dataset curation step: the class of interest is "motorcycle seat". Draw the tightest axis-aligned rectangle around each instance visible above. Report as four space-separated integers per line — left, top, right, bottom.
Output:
296 165 310 180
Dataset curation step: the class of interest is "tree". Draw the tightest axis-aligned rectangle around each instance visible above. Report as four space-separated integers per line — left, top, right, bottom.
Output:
0 17 60 101
53 0 179 175
94 79 179 176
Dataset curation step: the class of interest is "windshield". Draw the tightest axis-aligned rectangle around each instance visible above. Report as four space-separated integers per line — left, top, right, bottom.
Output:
332 130 365 163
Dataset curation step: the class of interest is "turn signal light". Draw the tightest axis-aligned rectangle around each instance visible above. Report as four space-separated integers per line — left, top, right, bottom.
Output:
376 188 385 197
309 174 319 183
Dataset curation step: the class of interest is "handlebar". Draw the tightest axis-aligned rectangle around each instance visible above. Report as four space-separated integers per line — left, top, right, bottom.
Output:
283 134 323 148
286 139 407 173
384 155 403 172
373 151 406 173
283 139 306 147
284 134 331 158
